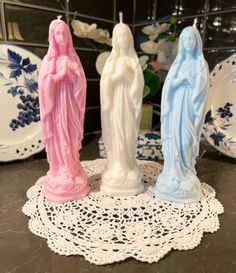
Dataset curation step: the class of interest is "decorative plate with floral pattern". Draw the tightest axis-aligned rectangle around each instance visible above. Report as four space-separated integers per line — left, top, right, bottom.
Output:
203 53 236 158
0 44 43 161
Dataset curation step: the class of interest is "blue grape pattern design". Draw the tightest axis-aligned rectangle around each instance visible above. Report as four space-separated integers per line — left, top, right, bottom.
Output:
0 48 40 131
10 95 40 131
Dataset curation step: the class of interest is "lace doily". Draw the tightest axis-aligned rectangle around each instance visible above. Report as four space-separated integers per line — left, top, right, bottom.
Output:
22 159 224 265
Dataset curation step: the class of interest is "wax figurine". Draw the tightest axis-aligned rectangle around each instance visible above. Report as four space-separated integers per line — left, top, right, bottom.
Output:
155 21 209 203
39 17 90 203
100 13 144 196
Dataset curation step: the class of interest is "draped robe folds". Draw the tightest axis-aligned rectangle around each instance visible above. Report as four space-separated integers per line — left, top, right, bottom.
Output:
39 54 89 202
100 55 144 194
156 55 209 202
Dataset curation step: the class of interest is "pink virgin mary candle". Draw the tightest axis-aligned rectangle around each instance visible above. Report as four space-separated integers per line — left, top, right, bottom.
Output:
39 16 90 203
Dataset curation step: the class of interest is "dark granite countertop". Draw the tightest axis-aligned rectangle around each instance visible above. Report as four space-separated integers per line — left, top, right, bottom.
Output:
0 134 236 273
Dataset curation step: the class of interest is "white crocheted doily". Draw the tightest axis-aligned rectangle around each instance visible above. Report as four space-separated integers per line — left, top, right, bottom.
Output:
22 159 224 265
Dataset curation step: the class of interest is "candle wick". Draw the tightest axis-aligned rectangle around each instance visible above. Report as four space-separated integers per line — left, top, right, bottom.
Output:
57 15 62 20
119 11 123 23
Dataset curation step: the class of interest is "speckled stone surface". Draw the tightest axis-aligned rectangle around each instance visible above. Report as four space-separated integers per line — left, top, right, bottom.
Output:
0 135 236 273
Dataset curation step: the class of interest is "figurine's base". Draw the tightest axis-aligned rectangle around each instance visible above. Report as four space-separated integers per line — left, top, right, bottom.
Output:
43 170 90 203
100 165 144 197
100 183 144 197
155 188 201 203
155 172 201 203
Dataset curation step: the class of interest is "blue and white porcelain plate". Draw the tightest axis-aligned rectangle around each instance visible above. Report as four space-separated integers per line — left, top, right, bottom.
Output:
203 53 236 158
0 44 43 161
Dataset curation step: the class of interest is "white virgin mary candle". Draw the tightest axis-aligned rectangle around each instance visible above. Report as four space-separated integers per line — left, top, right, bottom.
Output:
100 12 144 196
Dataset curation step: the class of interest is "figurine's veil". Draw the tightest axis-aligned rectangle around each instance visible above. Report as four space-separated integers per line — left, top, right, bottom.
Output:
100 22 144 150
161 26 209 118
174 26 204 64
44 18 82 74
102 23 139 75
111 23 136 58
39 18 86 142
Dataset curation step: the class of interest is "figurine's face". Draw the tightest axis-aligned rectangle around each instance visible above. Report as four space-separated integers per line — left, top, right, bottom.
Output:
183 31 196 53
54 25 68 46
117 30 129 51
